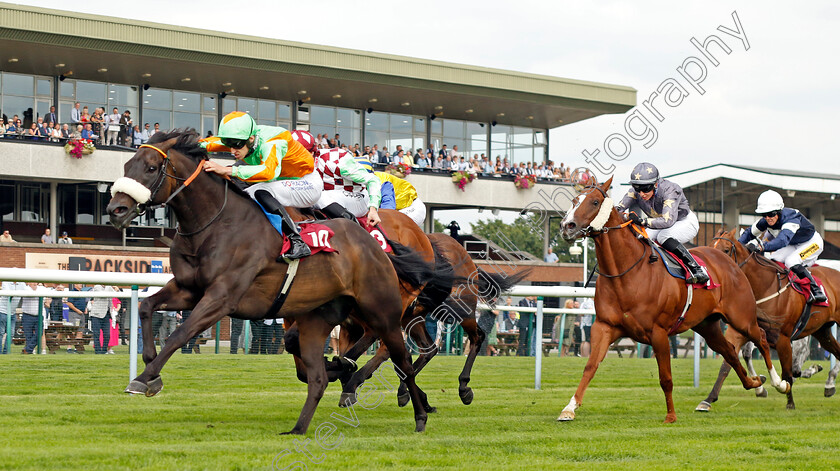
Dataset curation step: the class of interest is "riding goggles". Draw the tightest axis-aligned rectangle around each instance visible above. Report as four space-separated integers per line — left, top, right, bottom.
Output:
759 210 781 218
631 183 655 193
221 137 249 149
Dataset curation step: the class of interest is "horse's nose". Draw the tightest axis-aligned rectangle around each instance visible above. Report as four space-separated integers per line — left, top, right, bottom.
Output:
564 221 577 231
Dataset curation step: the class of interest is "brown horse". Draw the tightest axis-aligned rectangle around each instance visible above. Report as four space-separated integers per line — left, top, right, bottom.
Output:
339 232 525 409
557 177 784 423
696 227 840 411
106 130 430 433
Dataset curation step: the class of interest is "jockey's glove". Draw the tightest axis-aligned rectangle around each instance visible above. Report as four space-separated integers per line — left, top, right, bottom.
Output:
628 211 647 226
746 242 763 254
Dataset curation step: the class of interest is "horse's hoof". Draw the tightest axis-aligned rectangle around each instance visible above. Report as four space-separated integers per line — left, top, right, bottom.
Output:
825 387 835 398
755 386 768 398
759 375 767 385
663 414 677 424
694 401 712 412
786 402 796 410
414 417 427 433
339 391 356 408
459 387 474 405
556 410 575 421
815 364 824 373
424 405 437 414
125 380 148 395
146 376 163 397
776 381 791 394
279 429 304 435
397 392 410 408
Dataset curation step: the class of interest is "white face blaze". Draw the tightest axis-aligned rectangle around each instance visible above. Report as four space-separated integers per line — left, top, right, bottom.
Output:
561 195 586 228
110 177 152 204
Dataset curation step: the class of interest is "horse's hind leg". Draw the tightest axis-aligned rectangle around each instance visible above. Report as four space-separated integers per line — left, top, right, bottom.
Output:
774 334 797 409
340 343 389 407
396 316 439 411
726 312 789 394
455 316 484 406
696 330 750 412
379 327 428 432
812 326 840 398
284 316 332 435
137 280 196 366
742 342 768 397
557 319 623 421
691 320 764 391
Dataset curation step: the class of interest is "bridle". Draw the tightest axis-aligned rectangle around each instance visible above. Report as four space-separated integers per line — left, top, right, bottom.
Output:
570 185 641 278
127 143 228 237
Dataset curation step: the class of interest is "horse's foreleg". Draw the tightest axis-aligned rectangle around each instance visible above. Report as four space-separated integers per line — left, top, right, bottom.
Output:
775 335 797 409
697 330 754 412
127 294 227 396
340 343 389 407
812 326 840 397
691 320 764 391
137 280 196 365
650 327 677 423
378 325 427 432
284 316 332 435
792 337 810 377
397 316 440 411
557 320 622 422
455 316 483 406
742 342 768 397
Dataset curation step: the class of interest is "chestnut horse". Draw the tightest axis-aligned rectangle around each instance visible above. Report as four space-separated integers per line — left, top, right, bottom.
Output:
696 227 840 411
557 177 784 423
106 130 430 433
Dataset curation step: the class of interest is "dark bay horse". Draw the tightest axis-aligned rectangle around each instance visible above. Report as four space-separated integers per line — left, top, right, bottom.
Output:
557 177 784 423
106 130 430 433
696 227 840 411
339 232 525 410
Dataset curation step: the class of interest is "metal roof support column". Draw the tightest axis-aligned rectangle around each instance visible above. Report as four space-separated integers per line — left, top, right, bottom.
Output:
49 181 57 241
810 202 826 236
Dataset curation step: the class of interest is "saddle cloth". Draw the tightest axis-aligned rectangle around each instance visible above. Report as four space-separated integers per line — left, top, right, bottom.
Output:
649 243 719 290
280 223 337 256
356 216 392 253
776 262 830 306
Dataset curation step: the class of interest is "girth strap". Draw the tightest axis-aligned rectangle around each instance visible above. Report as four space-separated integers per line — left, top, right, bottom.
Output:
264 259 300 319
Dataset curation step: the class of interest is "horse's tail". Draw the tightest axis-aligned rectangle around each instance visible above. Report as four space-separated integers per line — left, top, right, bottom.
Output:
472 268 530 307
385 238 436 292
756 306 780 346
415 239 463 313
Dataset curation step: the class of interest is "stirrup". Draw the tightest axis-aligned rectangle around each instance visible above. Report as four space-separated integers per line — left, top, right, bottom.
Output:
280 237 310 261
687 268 709 285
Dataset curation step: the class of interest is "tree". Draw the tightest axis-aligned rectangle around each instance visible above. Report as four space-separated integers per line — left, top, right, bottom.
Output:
433 219 446 233
470 215 595 266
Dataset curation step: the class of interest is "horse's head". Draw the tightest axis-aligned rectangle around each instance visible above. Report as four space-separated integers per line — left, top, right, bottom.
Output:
107 131 197 230
560 176 614 241
711 227 745 261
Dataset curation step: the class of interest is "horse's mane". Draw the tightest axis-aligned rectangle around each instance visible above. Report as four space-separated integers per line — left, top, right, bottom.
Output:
148 128 252 201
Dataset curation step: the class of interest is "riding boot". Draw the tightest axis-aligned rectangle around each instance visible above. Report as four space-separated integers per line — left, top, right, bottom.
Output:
662 237 710 285
791 264 827 304
254 190 311 260
320 202 357 221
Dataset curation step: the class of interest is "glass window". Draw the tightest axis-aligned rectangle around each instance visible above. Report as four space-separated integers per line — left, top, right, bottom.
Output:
144 89 171 110
109 84 139 110
513 127 532 145
58 185 76 224
2 73 33 96
20 185 45 222
237 98 257 116
258 100 276 122
77 187 95 225
443 119 465 138
0 183 14 221
222 97 236 115
365 112 386 131
60 81 75 99
203 116 216 137
277 103 291 121
3 95 33 123
36 79 51 96
337 108 360 128
76 81 106 104
414 117 425 133
390 114 411 134
203 96 217 114
143 109 171 132
174 112 200 130
311 105 333 125
173 91 200 113
430 118 442 135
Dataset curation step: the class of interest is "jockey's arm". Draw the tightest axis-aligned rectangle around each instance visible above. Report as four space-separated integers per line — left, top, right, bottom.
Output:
738 219 767 245
762 224 796 252
614 190 636 212
337 155 382 208
645 189 680 230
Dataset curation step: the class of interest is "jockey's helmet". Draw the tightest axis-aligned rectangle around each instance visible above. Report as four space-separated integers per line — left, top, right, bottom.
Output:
629 162 660 185
290 130 316 153
217 112 257 149
755 190 784 215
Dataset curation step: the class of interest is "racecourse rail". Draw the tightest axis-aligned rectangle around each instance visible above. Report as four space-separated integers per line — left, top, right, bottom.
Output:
6 268 835 390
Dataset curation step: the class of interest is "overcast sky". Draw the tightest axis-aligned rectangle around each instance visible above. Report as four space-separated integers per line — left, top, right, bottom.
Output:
12 0 839 226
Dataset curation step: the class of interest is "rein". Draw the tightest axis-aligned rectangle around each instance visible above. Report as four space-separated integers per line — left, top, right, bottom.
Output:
135 144 228 237
575 184 643 278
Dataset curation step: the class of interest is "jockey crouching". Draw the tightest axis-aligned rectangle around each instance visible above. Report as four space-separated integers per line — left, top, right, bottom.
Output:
290 131 381 227
616 162 710 285
375 171 427 227
739 190 827 304
200 112 323 260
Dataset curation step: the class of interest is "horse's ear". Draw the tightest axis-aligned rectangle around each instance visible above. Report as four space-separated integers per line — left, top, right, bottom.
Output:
602 176 613 193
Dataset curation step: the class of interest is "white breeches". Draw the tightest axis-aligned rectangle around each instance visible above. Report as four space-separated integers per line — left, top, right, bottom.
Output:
244 171 323 208
647 210 699 244
400 197 426 227
315 190 369 217
767 232 823 268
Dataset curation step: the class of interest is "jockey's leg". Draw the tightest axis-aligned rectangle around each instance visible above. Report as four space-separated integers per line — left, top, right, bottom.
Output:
254 189 310 260
662 237 710 284
321 202 356 221
791 264 827 304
